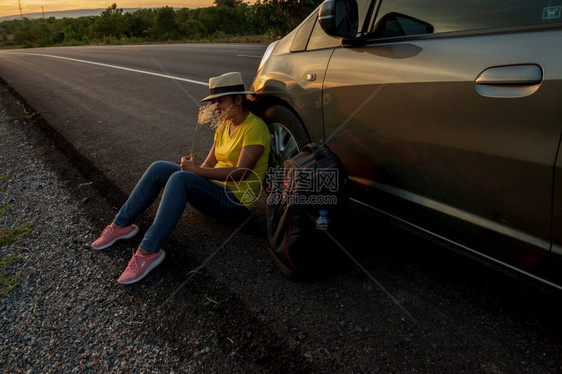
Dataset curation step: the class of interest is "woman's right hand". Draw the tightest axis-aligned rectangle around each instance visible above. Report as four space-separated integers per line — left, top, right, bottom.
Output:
180 155 198 171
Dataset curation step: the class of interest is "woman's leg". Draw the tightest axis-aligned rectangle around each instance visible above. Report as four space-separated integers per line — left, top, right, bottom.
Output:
139 171 250 253
113 161 181 227
91 161 180 250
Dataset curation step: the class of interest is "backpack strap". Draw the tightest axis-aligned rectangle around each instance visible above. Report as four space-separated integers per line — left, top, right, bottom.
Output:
302 142 331 162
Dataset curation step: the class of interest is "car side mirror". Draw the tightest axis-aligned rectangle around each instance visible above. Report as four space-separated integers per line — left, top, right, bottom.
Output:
318 0 359 39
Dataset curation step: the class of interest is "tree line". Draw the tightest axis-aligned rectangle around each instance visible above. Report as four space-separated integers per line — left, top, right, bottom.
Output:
0 0 323 48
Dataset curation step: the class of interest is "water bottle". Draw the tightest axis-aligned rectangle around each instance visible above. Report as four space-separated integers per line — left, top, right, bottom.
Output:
315 209 330 231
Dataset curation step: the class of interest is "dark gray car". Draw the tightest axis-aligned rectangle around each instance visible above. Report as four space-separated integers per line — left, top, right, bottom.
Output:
250 0 562 289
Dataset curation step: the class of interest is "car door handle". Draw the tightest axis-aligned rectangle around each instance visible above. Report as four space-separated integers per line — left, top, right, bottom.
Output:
475 64 543 98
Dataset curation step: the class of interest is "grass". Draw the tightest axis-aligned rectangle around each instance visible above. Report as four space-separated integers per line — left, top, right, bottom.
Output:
0 255 22 298
0 221 34 246
0 202 13 219
0 34 277 50
0 203 34 298
1 107 34 298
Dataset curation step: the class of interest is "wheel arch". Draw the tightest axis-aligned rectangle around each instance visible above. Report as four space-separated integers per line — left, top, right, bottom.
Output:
251 95 313 170
251 95 299 120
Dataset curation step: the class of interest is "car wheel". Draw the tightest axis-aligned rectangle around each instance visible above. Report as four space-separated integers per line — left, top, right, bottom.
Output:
261 105 310 279
262 104 310 168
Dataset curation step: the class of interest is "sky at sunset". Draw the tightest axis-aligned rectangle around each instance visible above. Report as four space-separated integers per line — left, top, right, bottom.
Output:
0 0 215 17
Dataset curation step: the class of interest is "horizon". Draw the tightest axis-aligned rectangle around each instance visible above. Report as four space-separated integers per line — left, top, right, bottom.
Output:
0 1 215 19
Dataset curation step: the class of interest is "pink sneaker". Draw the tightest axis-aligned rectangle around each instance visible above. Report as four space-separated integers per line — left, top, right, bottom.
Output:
91 224 139 250
117 249 165 284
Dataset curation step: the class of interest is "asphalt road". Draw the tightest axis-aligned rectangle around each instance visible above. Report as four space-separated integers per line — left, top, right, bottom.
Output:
1 44 561 373
0 44 266 193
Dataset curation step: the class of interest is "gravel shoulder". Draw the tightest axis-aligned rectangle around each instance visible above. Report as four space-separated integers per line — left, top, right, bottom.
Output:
0 82 308 373
0 87 176 372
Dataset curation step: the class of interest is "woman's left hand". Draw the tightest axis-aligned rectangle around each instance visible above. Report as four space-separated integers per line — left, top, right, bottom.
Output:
180 155 198 171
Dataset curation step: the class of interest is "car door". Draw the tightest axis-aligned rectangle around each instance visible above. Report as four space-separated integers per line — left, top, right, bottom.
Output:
322 0 562 280
551 143 562 286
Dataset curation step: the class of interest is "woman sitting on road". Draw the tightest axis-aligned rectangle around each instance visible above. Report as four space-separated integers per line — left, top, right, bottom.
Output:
90 72 271 284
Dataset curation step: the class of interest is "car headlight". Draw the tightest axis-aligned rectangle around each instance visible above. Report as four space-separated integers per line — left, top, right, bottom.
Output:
258 41 279 72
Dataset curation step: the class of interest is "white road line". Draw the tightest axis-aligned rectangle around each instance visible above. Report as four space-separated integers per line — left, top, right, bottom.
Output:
2 51 209 86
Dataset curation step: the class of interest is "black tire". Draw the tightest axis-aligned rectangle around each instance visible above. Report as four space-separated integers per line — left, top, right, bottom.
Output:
261 105 310 279
261 104 310 169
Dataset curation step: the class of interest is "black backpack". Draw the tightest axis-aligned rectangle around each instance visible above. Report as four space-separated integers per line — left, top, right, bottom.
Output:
266 143 349 279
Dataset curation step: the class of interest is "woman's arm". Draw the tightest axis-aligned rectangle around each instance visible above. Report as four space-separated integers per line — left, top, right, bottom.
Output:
200 144 217 168
181 144 265 181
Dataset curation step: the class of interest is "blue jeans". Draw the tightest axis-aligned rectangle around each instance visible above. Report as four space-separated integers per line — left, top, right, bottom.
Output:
113 161 251 253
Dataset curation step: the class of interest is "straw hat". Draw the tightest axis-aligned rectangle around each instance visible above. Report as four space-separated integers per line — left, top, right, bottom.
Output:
201 72 254 102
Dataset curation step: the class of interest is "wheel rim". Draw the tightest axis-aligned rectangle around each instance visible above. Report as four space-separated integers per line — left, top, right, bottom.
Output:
269 121 300 168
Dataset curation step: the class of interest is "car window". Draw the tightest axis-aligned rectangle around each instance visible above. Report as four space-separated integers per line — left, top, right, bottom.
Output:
292 0 373 52
371 0 562 37
307 18 342 50
291 11 317 52
357 0 374 32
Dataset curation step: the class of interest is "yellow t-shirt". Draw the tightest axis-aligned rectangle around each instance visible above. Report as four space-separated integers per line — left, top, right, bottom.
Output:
213 112 270 209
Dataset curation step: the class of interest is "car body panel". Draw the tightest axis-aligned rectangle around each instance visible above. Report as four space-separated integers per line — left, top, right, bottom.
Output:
552 142 562 259
251 0 562 289
322 30 562 281
251 19 333 143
